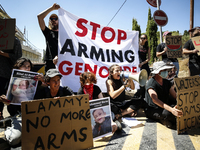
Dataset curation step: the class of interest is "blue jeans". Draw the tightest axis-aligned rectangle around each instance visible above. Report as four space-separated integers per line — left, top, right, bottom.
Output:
172 62 179 75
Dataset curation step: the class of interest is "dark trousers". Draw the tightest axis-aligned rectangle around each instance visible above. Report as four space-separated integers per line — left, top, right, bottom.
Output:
145 104 176 125
0 77 9 116
45 60 56 73
7 105 21 116
111 99 142 115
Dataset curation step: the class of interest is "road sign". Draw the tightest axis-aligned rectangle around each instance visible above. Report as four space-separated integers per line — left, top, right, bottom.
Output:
146 0 161 7
153 10 168 26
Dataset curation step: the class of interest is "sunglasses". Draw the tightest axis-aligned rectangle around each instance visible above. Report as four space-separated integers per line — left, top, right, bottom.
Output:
140 37 146 40
50 17 58 21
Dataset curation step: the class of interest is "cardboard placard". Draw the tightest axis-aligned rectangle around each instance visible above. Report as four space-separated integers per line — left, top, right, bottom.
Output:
174 76 200 134
191 36 200 56
166 36 182 58
22 94 93 150
0 19 15 50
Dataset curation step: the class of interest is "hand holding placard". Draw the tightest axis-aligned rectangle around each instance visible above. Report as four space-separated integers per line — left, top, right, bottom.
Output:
191 36 200 56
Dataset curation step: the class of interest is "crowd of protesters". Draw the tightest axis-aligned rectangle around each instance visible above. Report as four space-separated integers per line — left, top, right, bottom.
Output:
0 2 199 148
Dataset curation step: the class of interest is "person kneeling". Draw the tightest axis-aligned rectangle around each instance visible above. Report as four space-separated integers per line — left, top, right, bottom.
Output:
144 61 183 128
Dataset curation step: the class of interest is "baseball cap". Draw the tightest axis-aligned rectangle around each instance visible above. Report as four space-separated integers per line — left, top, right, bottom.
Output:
45 69 62 78
151 61 174 74
188 26 200 32
49 14 58 18
163 31 172 37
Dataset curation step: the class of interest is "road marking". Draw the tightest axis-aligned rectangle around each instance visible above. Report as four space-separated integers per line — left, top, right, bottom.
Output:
157 123 176 150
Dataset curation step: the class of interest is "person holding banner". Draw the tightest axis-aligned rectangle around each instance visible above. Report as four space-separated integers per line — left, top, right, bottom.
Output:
139 34 151 76
183 27 200 76
145 61 183 128
106 64 141 120
37 3 60 72
156 31 179 75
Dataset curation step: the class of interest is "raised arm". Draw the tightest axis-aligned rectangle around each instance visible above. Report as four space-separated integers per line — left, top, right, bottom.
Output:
37 3 60 31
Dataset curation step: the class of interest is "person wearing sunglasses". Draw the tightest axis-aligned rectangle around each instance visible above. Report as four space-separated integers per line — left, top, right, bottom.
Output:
37 3 60 73
138 34 151 76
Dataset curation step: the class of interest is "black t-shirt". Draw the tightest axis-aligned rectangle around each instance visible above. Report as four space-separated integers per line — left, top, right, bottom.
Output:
34 86 74 99
156 43 178 62
42 27 58 61
183 39 200 63
108 79 125 105
145 77 172 108
77 84 101 100
139 45 148 63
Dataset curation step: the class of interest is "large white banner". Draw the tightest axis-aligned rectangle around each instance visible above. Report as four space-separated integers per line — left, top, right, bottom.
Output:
58 8 139 92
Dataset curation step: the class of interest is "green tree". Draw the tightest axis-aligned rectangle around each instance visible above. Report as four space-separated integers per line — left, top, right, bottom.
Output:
182 30 190 47
132 18 141 37
183 30 189 36
146 8 158 64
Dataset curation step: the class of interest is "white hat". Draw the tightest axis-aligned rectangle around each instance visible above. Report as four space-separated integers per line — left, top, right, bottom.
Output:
151 61 174 74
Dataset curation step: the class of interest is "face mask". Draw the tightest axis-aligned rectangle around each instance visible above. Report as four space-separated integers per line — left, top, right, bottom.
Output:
159 70 168 79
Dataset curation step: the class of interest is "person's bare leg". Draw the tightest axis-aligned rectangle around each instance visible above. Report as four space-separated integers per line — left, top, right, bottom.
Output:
121 107 137 117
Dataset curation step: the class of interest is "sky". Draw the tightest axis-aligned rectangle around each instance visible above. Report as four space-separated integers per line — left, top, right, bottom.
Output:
1 0 200 55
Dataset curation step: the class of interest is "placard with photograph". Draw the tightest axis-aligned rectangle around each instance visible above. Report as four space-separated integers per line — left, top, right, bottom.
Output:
89 97 112 140
6 69 38 105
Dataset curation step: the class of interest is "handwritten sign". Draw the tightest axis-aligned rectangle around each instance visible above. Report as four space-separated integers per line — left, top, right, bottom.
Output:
0 19 15 50
166 36 182 58
192 36 200 56
174 76 200 134
21 94 93 150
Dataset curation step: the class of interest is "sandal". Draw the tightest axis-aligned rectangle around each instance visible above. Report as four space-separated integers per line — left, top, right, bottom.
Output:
115 113 122 120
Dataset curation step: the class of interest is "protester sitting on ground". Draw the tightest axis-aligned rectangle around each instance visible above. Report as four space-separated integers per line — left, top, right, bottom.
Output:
77 71 120 132
92 108 112 138
144 61 183 128
183 26 200 76
106 64 142 120
77 71 103 100
0 58 43 146
34 68 74 99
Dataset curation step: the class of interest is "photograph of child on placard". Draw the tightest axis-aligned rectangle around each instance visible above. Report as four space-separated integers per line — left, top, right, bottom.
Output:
10 78 36 103
6 69 38 105
91 107 112 139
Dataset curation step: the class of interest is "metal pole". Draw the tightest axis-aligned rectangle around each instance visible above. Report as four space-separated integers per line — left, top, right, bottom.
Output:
190 0 194 38
157 0 162 43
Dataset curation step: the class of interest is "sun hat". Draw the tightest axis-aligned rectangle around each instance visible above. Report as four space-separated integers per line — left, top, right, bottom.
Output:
151 61 174 74
49 14 58 18
45 69 62 78
163 31 172 37
188 26 200 32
